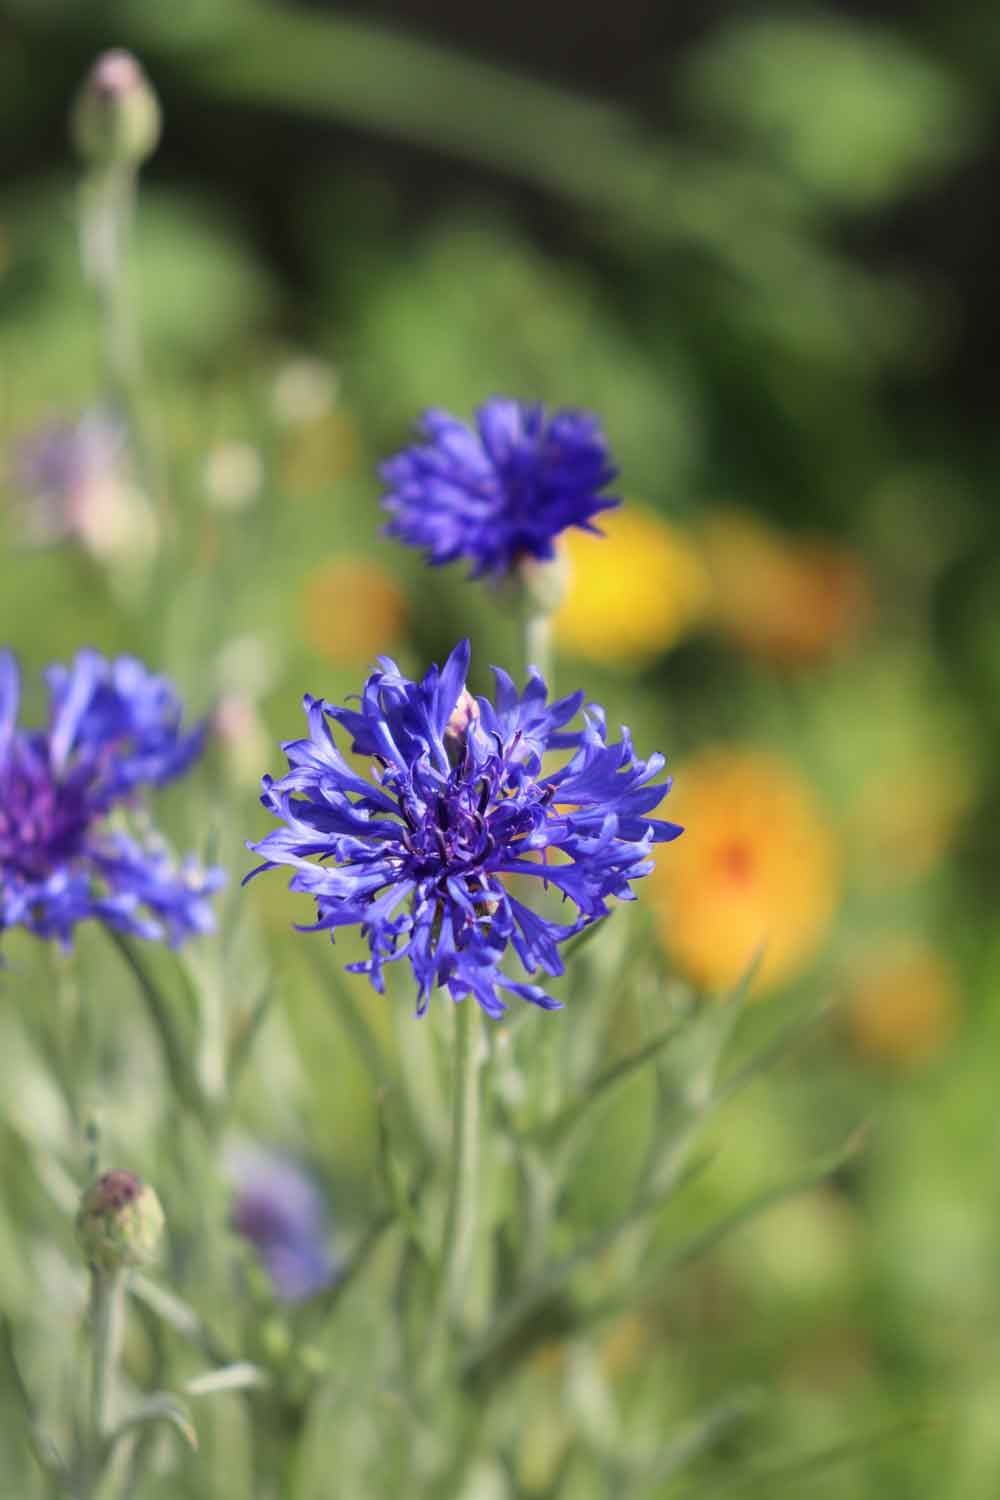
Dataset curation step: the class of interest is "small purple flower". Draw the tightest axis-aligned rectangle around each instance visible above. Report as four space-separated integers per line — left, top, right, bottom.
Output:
246 641 681 1018
11 414 125 547
0 649 223 949
380 398 619 578
230 1148 337 1303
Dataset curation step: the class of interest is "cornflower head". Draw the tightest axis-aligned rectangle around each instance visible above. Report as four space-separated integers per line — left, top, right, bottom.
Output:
247 641 680 1018
230 1146 337 1303
380 398 619 578
0 648 223 949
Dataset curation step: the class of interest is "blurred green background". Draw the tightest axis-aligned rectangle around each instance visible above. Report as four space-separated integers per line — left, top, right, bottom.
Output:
2 0 1000 1495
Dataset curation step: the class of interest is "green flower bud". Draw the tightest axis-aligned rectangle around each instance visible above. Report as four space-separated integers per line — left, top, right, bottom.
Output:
76 1170 165 1273
71 51 161 169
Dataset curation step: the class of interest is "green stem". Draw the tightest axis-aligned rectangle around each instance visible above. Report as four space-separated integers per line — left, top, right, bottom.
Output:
523 610 552 687
106 929 203 1121
426 1001 481 1368
85 1268 125 1497
79 163 167 533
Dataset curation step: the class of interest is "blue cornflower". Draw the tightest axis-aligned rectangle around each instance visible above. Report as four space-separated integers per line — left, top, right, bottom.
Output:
380 398 619 578
247 641 681 1018
0 648 223 949
230 1146 337 1303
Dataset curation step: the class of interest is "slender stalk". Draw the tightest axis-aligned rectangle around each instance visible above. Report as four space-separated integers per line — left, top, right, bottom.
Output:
105 929 203 1120
426 1000 481 1369
522 608 552 687
79 163 166 533
84 1268 125 1497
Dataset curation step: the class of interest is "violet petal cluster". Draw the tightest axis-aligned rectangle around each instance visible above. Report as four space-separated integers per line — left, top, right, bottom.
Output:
380 398 619 577
0 648 223 948
247 641 680 1018
230 1147 337 1303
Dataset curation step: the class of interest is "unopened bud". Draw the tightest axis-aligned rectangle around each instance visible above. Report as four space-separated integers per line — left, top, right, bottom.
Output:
444 688 480 761
76 1169 165 1272
71 51 161 169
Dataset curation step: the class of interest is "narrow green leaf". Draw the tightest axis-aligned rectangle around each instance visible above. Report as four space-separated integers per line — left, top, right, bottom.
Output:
585 1123 869 1326
106 1392 198 1455
696 1415 929 1497
0 1315 66 1478
529 1019 688 1148
622 1392 758 1497
129 1275 235 1366
184 1362 270 1397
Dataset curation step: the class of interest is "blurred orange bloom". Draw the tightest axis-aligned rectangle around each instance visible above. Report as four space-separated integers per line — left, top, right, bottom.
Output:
301 556 408 665
554 503 709 664
845 940 959 1068
652 748 839 995
702 508 872 668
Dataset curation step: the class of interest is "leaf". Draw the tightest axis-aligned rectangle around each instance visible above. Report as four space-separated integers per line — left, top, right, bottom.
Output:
106 1392 198 1456
622 1392 758 1497
184 1362 270 1397
529 1020 687 1155
585 1123 870 1327
695 1415 929 1497
226 981 274 1085
0 1315 66 1478
129 1274 236 1365
375 1089 436 1265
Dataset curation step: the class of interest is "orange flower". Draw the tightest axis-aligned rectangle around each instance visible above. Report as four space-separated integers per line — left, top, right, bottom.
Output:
845 940 959 1068
300 556 408 665
652 748 839 995
702 509 872 669
554 504 708 664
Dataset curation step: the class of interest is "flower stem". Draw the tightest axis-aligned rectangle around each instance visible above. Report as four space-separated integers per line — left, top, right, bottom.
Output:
427 1000 481 1367
84 1267 125 1496
106 929 204 1121
523 609 552 687
79 162 166 534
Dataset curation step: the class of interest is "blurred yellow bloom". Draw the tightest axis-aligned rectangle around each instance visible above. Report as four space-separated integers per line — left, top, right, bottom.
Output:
850 750 974 888
845 940 959 1068
300 556 408 665
702 508 872 669
554 504 709 664
652 749 839 995
279 409 360 497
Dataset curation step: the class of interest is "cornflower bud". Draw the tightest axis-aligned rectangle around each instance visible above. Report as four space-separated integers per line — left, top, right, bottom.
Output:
443 687 480 762
76 1169 165 1273
71 50 161 169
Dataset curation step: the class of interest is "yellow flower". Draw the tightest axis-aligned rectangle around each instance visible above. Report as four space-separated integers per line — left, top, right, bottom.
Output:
845 940 959 1068
652 748 839 995
300 556 408 665
702 508 872 669
279 409 359 497
554 504 708 664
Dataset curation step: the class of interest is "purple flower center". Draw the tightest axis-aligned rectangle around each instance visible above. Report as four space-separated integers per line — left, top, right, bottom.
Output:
0 754 91 881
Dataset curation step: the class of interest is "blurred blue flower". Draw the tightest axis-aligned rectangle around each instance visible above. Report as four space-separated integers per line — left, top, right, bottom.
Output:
380 398 619 578
230 1148 337 1303
246 641 680 1018
0 648 223 949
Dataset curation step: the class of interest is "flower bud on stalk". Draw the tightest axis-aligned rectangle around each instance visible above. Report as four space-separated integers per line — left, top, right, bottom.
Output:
71 50 161 170
76 1169 164 1273
443 687 480 763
